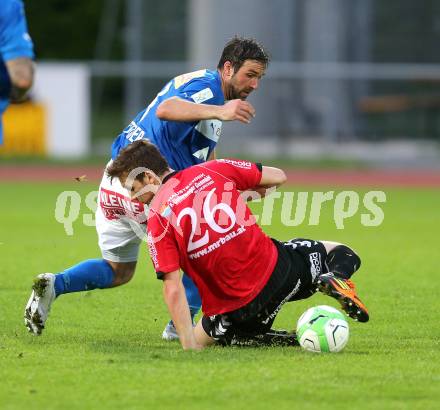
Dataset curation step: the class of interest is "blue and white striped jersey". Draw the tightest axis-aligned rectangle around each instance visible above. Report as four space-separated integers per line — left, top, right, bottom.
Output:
111 69 225 171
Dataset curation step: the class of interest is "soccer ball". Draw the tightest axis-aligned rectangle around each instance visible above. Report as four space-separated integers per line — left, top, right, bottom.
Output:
296 305 349 353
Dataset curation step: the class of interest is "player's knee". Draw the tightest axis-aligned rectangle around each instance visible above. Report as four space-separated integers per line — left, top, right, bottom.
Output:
106 261 137 286
8 60 34 91
14 76 33 92
325 245 361 279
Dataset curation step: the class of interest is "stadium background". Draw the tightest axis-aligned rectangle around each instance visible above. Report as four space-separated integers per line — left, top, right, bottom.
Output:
0 1 439 409
1 0 440 162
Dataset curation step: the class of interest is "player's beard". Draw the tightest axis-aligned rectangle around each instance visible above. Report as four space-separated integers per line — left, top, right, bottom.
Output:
230 85 252 101
228 82 252 101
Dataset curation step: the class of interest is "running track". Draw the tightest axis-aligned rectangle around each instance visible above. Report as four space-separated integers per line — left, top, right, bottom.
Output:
1 165 440 187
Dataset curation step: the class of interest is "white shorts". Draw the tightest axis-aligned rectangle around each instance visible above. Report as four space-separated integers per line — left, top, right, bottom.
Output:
96 161 149 263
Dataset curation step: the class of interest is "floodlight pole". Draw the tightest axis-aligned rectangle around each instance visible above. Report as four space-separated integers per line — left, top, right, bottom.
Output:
124 0 144 123
94 0 121 112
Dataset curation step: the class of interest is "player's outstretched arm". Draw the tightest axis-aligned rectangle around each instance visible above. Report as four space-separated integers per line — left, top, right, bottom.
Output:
5 58 34 102
244 166 287 199
156 97 255 124
162 270 201 350
259 166 287 187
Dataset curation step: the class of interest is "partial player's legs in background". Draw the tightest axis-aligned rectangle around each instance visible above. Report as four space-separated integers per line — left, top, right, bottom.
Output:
182 273 202 317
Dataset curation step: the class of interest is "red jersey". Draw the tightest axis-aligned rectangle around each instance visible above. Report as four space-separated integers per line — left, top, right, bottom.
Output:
147 159 278 316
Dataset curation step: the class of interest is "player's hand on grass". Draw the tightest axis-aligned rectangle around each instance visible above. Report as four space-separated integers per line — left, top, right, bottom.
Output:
218 99 256 123
183 342 203 351
180 333 204 351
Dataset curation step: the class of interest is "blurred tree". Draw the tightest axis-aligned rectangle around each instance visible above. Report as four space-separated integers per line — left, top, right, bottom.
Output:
25 0 124 60
24 0 186 61
142 0 187 60
373 0 440 63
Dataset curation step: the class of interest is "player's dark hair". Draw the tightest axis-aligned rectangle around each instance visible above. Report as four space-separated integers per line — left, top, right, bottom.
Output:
217 36 270 72
107 140 170 181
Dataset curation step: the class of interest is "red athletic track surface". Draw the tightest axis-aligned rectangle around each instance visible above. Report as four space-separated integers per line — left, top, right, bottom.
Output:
1 165 440 188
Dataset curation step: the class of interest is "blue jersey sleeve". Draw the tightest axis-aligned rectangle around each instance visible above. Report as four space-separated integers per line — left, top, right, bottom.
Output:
111 69 224 168
0 0 34 62
174 73 224 106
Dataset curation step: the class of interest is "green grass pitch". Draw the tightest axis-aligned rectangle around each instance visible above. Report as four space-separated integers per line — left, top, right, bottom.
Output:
0 181 439 409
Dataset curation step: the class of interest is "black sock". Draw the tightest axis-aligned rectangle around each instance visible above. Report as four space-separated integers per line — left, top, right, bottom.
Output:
325 245 361 279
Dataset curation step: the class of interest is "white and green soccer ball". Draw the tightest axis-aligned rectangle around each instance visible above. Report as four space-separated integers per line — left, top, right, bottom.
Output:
296 305 349 353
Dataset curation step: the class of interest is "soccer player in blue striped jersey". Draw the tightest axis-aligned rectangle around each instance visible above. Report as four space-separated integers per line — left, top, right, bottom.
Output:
24 37 269 339
112 69 225 168
0 0 34 143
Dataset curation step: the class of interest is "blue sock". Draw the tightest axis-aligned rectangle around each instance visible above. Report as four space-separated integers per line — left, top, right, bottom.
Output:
54 259 115 297
182 273 202 318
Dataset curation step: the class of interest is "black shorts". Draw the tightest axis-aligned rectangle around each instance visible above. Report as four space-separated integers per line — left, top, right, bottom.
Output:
202 238 328 344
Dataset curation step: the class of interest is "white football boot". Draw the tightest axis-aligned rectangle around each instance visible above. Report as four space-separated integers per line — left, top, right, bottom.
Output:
162 318 196 341
162 321 179 341
24 273 56 335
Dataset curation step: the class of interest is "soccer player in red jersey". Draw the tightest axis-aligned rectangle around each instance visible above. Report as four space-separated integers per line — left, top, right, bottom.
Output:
107 140 370 350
